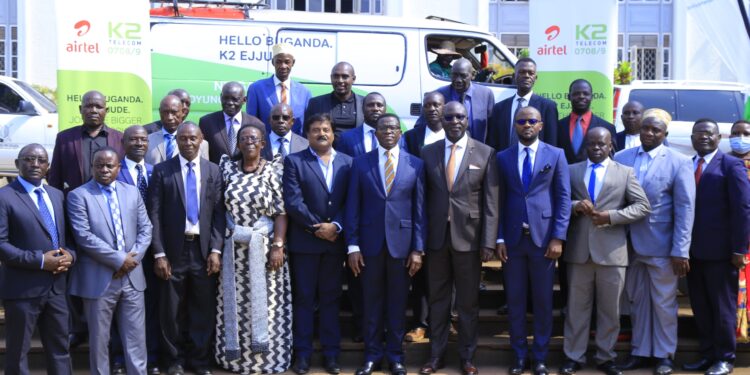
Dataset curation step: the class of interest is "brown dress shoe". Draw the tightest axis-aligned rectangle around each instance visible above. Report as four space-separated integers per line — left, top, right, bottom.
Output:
405 327 426 342
461 360 478 375
419 358 444 375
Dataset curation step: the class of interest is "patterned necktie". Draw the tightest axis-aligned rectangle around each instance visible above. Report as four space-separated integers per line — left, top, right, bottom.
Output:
384 150 395 194
102 186 125 252
280 82 288 105
572 116 584 154
135 164 148 202
164 133 175 159
228 118 237 156
695 157 705 185
278 137 288 158
522 147 532 192
510 97 525 145
588 163 601 205
186 162 199 225
446 143 458 191
34 188 59 249
369 129 378 152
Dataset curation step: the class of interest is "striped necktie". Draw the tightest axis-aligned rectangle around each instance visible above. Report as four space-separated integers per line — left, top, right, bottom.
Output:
384 150 395 194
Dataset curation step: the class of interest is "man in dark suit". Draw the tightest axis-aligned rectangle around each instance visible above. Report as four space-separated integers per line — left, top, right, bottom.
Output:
436 58 494 143
418 102 499 375
682 119 750 375
496 107 571 375
403 91 445 157
284 113 352 375
614 100 644 152
247 43 312 135
305 62 365 140
198 81 264 164
557 79 617 164
144 91 191 134
148 122 226 375
261 103 309 161
487 57 558 151
337 92 385 157
110 125 160 375
345 114 426 375
0 144 75 375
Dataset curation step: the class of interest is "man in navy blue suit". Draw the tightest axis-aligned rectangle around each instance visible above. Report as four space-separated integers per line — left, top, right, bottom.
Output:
496 107 571 375
437 58 494 143
682 119 750 375
284 113 352 375
0 144 75 375
558 79 617 164
337 92 385 158
403 91 446 157
345 113 426 375
487 57 558 151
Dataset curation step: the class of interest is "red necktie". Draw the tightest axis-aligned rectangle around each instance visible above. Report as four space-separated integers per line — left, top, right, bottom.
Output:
695 157 705 185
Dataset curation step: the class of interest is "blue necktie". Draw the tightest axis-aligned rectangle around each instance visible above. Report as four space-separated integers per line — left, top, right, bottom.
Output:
522 147 532 192
135 164 148 202
572 116 584 154
186 162 199 225
588 163 601 205
164 133 175 159
278 138 288 158
369 129 378 152
34 188 59 249
102 186 125 252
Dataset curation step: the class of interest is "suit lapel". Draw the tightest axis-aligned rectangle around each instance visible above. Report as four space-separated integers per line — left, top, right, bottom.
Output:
119 161 135 185
218 112 232 154
367 151 387 198
90 182 115 236
12 182 49 236
453 138 474 187
642 147 667 188
431 140 449 190
508 145 524 189
354 128 366 156
171 158 187 211
418 126 427 151
199 159 210 215
702 151 722 177
267 78 279 107
390 150 409 196
596 161 616 202
115 184 130 237
73 135 84 182
304 151 329 192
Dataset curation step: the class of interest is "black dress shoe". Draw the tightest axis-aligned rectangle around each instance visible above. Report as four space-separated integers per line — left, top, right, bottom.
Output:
194 369 212 375
390 362 407 375
682 358 713 372
596 361 623 375
618 355 650 370
497 304 509 315
559 358 582 375
355 361 381 375
419 358 445 374
508 357 527 375
532 361 549 375
68 333 86 349
292 357 310 374
112 362 126 375
324 357 341 374
166 364 184 375
461 359 478 375
654 358 674 375
706 361 734 375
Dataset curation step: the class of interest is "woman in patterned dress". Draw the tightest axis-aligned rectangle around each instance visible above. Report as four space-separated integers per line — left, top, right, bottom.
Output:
730 119 750 342
215 124 292 374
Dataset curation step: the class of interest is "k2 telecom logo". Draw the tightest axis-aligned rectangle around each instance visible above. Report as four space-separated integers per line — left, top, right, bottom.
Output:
108 20 144 56
537 25 568 56
574 24 608 56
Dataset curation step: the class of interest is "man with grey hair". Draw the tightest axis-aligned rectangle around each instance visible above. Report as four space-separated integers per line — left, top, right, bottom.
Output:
436 58 494 143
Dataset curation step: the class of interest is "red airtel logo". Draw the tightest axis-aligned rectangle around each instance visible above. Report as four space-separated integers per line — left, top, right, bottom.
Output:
74 20 91 37
545 25 560 41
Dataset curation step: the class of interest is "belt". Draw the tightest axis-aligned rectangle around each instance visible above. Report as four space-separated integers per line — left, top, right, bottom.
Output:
184 234 199 241
521 225 531 236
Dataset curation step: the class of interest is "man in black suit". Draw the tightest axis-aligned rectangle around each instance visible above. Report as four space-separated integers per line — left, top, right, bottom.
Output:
144 91 191 135
148 123 226 375
487 57 559 151
558 79 617 164
614 101 644 152
305 62 365 140
0 144 75 375
199 81 264 164
403 91 446 157
261 103 309 161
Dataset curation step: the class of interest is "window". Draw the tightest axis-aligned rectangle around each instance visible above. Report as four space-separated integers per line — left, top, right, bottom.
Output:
0 83 23 115
10 26 17 78
500 34 528 58
628 34 658 80
0 26 5 76
425 35 515 85
662 34 671 79
677 90 742 123
357 0 383 14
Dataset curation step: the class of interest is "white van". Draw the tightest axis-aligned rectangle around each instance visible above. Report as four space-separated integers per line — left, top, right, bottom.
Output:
149 8 519 128
0 76 58 176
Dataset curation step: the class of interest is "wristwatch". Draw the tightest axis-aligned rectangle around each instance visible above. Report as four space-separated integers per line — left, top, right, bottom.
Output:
271 241 285 249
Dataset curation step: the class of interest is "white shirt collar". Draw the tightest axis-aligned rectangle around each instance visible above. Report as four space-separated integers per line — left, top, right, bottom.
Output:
178 154 201 167
363 124 376 135
517 138 540 155
514 90 533 102
269 130 293 144
696 148 719 165
587 157 611 168
222 111 242 125
638 144 664 159
124 157 146 171
378 144 400 158
446 134 469 149
273 74 290 88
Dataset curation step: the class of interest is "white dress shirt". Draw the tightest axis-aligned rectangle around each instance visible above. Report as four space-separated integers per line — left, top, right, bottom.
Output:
423 126 445 147
124 158 148 187
223 112 242 137
584 157 611 203
179 154 202 235
633 144 663 184
444 134 469 186
624 134 641 150
694 148 719 171
362 124 378 153
516 139 540 181
273 75 291 104
269 131 293 156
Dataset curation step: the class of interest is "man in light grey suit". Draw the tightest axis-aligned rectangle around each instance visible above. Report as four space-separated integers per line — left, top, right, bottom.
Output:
145 104 209 165
261 103 308 161
67 147 153 375
614 109 695 375
559 128 650 375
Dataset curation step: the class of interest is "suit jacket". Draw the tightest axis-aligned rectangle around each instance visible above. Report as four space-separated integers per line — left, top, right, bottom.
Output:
305 92 365 135
403 123 428 157
116 160 154 187
496 142 571 248
0 181 73 299
148 156 226 260
344 148 426 259
67 180 152 299
198 111 265 164
614 146 695 258
261 132 309 161
422 138 499 252
283 149 353 254
48 125 125 195
437 84 495 143
246 76 312 135
557 114 617 164
565 160 651 266
487 93 559 151
690 151 750 260
145 130 209 166
143 120 163 134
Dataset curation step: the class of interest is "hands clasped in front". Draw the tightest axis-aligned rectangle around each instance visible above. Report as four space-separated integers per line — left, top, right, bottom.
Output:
42 248 74 274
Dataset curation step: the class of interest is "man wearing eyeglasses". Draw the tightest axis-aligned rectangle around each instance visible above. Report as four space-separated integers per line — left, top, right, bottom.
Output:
261 103 309 161
436 58 494 143
418 101 498 375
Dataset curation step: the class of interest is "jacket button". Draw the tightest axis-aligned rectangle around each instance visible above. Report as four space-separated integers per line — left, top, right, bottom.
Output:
328 201 332 205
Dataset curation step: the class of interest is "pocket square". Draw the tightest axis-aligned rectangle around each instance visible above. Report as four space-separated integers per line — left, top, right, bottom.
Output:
469 164 481 170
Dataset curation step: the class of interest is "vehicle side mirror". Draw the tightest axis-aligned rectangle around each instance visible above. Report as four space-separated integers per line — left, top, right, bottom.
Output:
18 100 37 115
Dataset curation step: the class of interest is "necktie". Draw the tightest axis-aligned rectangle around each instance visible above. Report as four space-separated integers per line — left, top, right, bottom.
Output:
446 143 458 191
277 137 288 158
572 116 584 155
384 150 395 194
186 162 199 225
228 118 237 156
510 97 525 145
280 82 288 105
102 186 125 252
369 129 378 152
34 188 59 249
695 157 705 185
164 133 175 159
588 163 601 205
135 164 148 202
522 147 532 192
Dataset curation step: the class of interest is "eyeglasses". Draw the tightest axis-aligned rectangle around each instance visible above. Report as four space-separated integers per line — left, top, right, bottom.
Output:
515 119 540 126
271 115 292 121
239 136 262 144
443 114 467 122
19 156 49 164
377 125 401 133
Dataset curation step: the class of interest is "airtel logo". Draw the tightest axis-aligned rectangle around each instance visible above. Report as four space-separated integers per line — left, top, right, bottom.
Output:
545 25 560 41
74 20 91 37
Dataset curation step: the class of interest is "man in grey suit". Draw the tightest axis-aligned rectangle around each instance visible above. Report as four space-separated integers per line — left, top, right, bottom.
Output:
67 147 153 375
145 96 209 165
559 128 650 375
614 109 695 375
261 103 308 161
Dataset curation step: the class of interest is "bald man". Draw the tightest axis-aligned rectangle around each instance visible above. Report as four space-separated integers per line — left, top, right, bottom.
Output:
305 62 365 139
260 103 309 161
436 58 494 143
146 96 209 165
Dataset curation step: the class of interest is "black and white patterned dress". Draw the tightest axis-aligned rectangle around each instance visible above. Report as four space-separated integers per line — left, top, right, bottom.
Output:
215 155 292 374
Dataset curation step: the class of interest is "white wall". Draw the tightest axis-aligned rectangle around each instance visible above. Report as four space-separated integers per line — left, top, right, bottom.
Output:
385 0 489 31
17 0 57 88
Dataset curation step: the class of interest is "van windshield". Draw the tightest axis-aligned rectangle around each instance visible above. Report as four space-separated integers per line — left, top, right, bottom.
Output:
425 35 515 85
628 89 742 123
15 80 57 113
